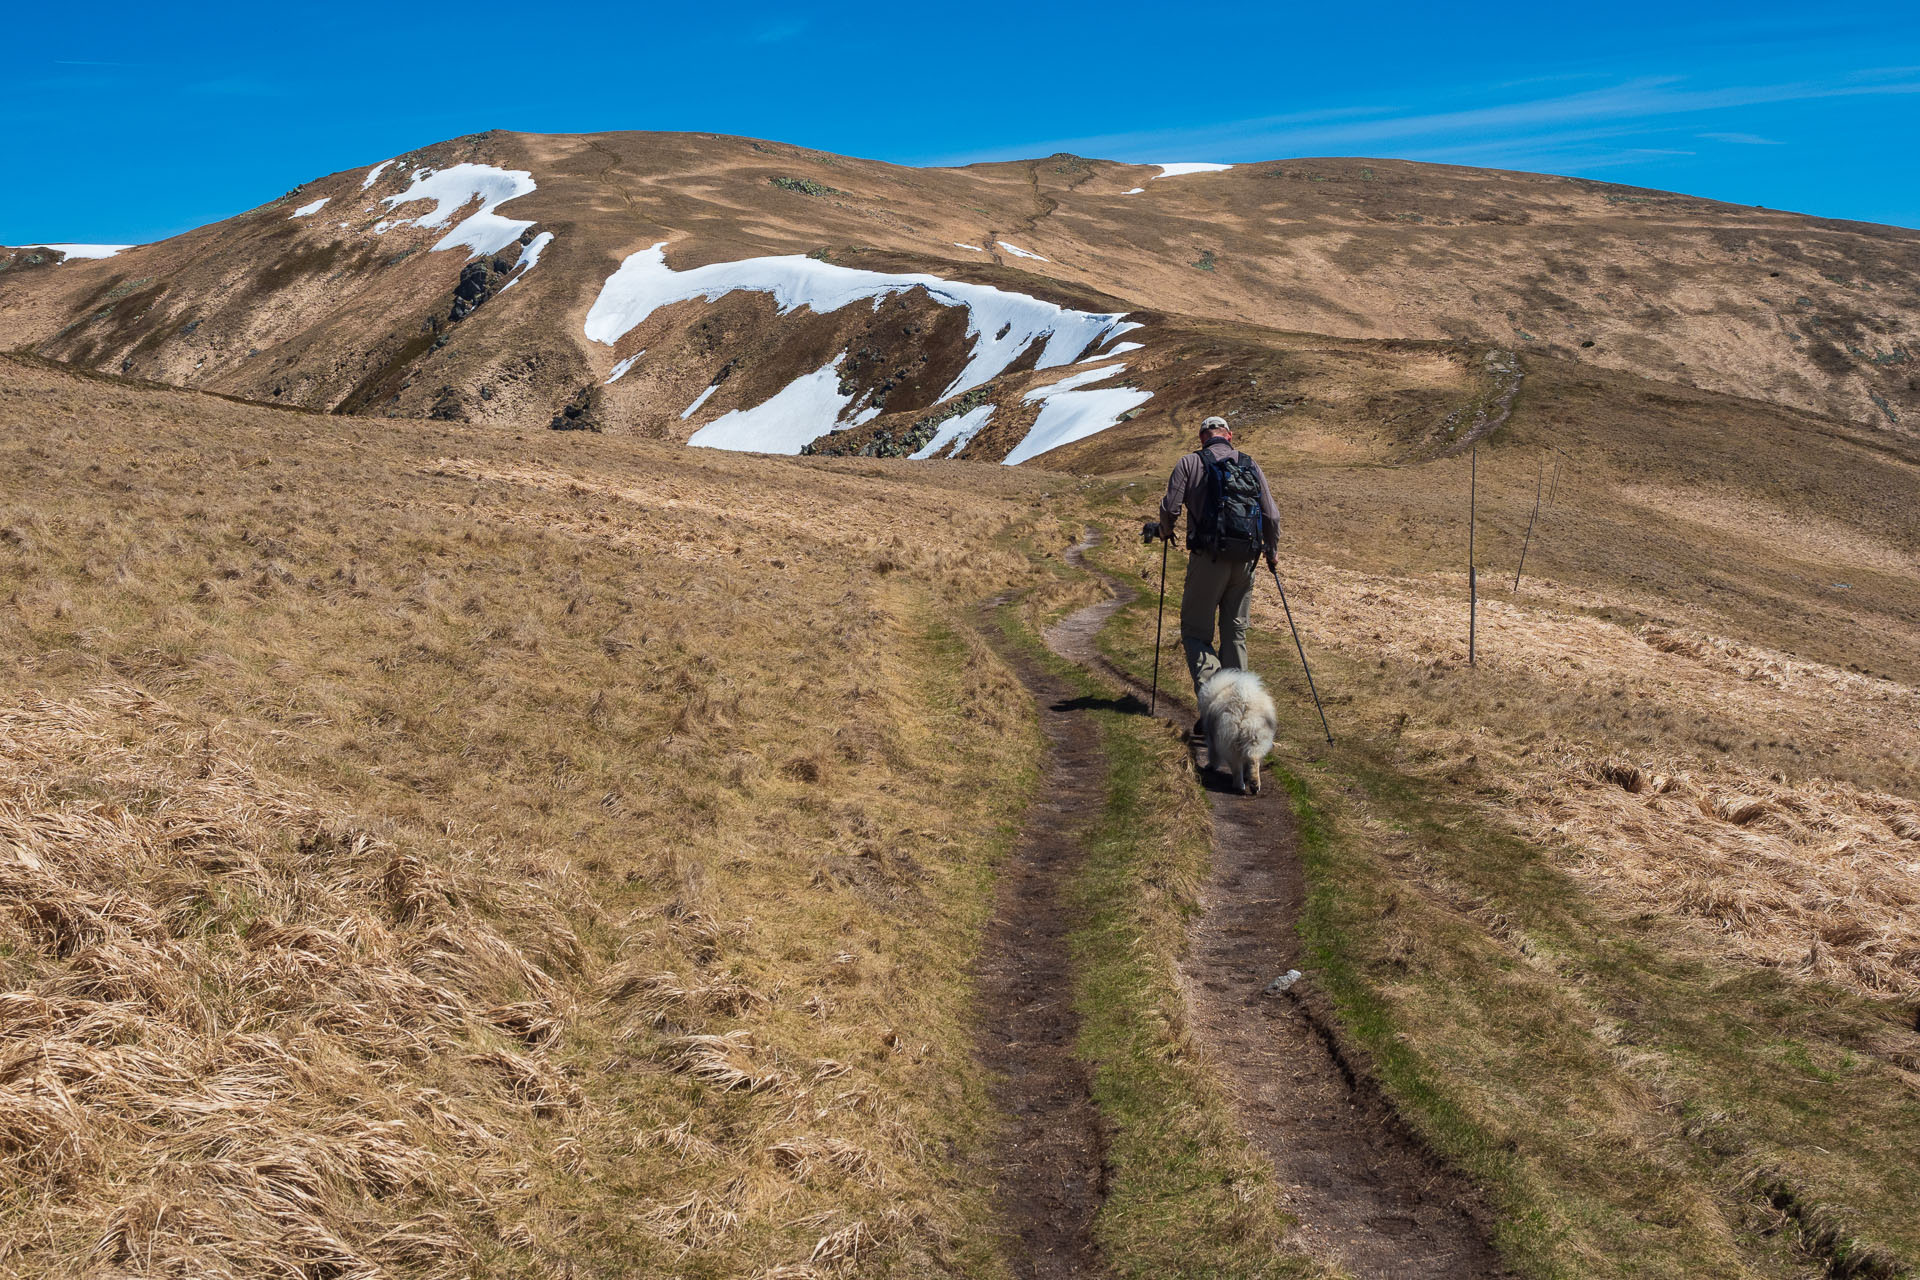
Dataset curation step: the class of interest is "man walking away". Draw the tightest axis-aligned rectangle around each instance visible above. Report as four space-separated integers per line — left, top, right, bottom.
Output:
1152 416 1281 733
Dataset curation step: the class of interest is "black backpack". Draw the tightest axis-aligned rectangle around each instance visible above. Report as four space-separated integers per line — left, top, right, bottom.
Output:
1192 450 1265 559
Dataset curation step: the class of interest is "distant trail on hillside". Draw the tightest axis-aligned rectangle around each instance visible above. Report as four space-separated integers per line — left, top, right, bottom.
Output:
1044 531 1512 1280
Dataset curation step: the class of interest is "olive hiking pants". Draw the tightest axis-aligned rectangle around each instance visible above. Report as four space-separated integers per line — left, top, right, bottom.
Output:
1180 551 1256 700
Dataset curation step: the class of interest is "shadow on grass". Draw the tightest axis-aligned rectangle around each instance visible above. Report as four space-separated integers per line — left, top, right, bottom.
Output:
1051 692 1152 717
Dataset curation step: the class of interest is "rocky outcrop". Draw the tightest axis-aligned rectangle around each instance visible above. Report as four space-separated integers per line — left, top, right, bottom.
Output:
548 384 602 432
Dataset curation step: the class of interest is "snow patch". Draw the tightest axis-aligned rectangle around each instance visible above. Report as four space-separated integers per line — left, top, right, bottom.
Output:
290 197 329 218
910 403 996 460
953 242 983 251
997 241 1049 262
1088 341 1143 359
1025 364 1126 398
1123 187 1145 195
497 230 554 292
679 383 720 420
605 350 645 385
688 357 854 454
377 163 537 258
362 160 394 189
1152 162 1234 179
852 406 882 426
1003 362 1151 465
1004 384 1154 466
584 242 1136 404
33 244 130 260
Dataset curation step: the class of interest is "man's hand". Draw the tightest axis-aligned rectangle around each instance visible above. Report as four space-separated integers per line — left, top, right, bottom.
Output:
1265 548 1279 572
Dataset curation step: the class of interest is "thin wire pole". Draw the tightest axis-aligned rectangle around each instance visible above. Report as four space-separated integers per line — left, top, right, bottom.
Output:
1513 456 1545 593
1468 444 1478 666
1545 458 1561 508
1149 537 1169 715
1270 566 1333 744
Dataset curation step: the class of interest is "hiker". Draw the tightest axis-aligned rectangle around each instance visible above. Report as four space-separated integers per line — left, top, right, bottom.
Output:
1147 416 1281 732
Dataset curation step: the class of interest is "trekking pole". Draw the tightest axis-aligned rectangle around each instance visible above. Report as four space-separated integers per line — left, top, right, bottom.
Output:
1150 537 1169 714
1142 522 1169 715
1269 565 1334 745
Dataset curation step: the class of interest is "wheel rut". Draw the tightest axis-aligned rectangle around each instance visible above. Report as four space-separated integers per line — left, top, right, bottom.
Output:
1022 530 1512 1280
975 605 1113 1279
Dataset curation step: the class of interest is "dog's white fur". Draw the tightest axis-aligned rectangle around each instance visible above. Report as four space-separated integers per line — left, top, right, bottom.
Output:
1198 669 1277 796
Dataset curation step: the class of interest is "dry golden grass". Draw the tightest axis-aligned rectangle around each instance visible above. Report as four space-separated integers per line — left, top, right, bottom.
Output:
0 685 583 1278
0 354 1082 1277
1515 753 1920 996
1237 546 1920 1002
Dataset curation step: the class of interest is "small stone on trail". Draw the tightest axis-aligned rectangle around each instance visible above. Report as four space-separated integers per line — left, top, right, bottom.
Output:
1263 969 1303 996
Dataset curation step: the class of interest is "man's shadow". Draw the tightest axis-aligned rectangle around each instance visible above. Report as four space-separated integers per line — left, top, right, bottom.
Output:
1050 692 1151 716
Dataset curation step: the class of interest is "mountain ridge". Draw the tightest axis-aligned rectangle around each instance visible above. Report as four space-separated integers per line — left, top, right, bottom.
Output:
3 129 1915 464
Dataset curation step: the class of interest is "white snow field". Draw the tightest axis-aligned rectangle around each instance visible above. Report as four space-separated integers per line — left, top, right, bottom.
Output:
1123 187 1146 195
377 164 538 257
687 357 856 453
909 403 996 460
997 241 1049 261
1090 340 1144 359
1026 363 1125 397
604 350 645 385
33 244 131 260
679 383 720 420
290 197 330 218
584 242 1137 406
952 242 983 251
497 230 554 291
362 160 394 189
1152 162 1234 179
1003 362 1153 466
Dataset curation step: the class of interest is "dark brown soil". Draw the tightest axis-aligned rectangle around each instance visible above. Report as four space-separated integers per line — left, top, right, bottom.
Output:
974 606 1114 1280
1046 532 1512 1280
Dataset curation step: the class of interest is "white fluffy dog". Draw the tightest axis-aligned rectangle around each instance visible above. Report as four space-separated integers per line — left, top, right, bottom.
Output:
1197 669 1277 796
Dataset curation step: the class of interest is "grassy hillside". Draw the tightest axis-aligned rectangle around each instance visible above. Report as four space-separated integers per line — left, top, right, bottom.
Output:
4 331 1918 1278
0 354 1087 1277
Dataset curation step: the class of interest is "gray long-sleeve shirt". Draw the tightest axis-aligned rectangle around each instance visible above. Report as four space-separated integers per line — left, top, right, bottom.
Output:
1159 440 1281 555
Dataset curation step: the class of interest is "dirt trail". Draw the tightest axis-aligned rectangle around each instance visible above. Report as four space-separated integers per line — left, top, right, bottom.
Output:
975 607 1114 1280
1036 532 1511 1280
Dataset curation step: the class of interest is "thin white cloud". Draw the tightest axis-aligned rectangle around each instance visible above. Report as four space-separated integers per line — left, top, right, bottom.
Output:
752 18 807 43
936 70 1920 167
1699 131 1784 144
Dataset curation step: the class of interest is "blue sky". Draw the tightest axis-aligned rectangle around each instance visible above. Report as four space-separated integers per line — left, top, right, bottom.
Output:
5 2 1917 244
